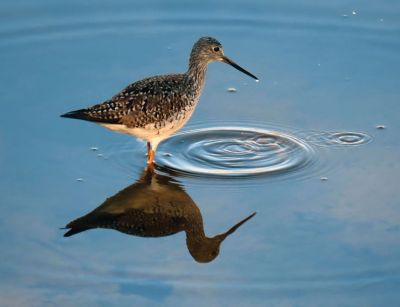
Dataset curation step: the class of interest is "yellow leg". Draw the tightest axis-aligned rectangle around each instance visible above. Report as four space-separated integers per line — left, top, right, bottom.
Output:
147 142 155 165
148 150 155 164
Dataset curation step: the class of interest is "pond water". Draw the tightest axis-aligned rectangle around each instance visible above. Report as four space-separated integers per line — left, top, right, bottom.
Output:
1 0 400 306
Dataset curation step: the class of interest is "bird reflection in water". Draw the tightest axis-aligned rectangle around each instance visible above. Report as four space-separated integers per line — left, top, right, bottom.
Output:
63 167 256 263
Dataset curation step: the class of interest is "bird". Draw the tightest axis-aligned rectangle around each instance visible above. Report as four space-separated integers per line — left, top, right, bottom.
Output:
63 167 256 263
61 36 258 165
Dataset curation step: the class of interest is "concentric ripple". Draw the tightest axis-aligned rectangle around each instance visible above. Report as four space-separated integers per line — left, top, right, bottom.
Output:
157 127 315 178
302 131 372 147
331 132 372 145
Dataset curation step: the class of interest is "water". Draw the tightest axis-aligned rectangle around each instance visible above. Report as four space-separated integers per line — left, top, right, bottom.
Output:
157 124 315 178
1 0 400 306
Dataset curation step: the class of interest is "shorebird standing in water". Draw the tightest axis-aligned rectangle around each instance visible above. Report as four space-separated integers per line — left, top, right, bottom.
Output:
61 37 258 164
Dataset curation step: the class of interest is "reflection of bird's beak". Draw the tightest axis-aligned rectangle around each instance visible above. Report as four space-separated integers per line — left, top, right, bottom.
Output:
221 56 259 81
216 212 257 242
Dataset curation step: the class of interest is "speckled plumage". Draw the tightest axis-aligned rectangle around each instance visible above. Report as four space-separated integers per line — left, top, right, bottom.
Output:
76 74 194 127
61 37 258 164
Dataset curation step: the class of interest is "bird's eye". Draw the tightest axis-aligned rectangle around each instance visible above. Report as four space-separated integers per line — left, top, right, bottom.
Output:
213 47 220 52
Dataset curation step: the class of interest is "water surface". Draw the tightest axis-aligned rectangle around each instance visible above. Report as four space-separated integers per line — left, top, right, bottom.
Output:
1 0 400 306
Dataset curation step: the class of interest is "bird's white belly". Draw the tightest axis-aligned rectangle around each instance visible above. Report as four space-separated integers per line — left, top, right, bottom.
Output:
100 107 196 148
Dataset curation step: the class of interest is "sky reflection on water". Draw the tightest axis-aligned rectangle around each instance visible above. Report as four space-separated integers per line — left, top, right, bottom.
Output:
0 0 400 306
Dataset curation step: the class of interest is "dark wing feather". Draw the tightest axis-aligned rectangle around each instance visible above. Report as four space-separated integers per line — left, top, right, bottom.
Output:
60 74 185 126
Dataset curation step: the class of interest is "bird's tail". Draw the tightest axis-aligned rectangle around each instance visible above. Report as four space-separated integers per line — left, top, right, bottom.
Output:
63 227 91 237
60 107 119 124
60 109 91 121
62 217 93 237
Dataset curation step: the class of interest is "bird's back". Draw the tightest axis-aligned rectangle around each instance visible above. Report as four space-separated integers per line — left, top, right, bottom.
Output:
61 73 189 128
63 171 200 238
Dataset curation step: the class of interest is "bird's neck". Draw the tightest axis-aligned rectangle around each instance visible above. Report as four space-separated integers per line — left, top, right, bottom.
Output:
185 58 208 95
186 228 207 249
184 214 207 241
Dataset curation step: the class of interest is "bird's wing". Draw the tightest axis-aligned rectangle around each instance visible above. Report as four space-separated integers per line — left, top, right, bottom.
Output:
119 74 185 128
61 74 185 126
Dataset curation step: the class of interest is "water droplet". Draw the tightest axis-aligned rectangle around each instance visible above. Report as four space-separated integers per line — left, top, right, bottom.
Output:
90 147 99 151
255 79 260 83
320 176 328 181
376 125 386 130
76 178 84 182
227 87 237 93
97 153 104 157
341 14 349 18
352 10 357 15
163 153 172 157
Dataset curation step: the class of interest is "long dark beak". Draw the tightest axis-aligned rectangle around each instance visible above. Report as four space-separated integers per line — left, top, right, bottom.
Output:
222 56 259 81
216 212 257 242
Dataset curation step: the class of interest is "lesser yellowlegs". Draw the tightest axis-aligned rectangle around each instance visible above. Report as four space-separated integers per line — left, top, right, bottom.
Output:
63 167 256 263
61 37 258 164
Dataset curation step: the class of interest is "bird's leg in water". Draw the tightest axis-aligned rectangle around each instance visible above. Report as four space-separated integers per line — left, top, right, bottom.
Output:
147 142 155 165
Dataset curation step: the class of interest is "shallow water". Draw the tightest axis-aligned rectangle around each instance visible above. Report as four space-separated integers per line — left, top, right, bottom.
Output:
1 0 400 306
157 124 315 179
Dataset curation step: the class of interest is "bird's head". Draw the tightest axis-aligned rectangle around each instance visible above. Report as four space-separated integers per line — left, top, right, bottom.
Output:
189 36 258 81
187 212 256 263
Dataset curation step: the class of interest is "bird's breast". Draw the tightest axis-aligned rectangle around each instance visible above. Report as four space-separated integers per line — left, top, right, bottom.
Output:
101 100 198 142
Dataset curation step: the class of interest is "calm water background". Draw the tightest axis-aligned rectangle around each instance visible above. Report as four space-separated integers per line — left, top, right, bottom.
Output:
1 0 400 306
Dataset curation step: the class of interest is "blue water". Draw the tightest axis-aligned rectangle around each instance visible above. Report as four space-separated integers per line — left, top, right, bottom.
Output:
1 0 400 306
